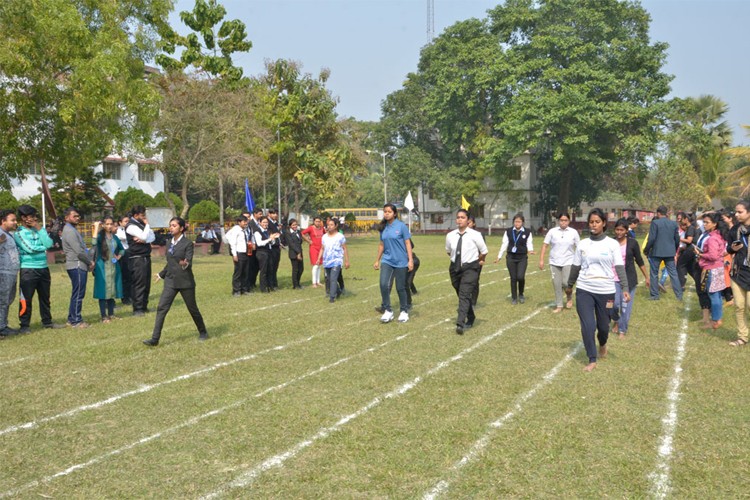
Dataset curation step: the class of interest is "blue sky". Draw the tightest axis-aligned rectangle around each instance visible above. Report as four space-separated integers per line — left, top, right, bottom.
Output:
170 0 750 145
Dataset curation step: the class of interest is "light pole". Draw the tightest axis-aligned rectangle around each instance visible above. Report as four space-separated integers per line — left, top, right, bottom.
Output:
366 149 388 204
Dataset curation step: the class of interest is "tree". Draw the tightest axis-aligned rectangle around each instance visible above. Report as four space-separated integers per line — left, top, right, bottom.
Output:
381 0 672 212
156 0 251 84
258 60 365 214
0 0 173 190
188 200 220 222
0 192 19 211
114 187 155 216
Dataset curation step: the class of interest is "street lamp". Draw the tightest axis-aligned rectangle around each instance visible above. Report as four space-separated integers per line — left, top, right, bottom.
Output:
366 149 388 204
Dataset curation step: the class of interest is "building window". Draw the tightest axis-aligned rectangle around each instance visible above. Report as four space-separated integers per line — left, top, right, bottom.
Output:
102 162 122 180
430 213 444 224
138 166 155 182
472 204 485 219
508 163 522 180
26 164 41 175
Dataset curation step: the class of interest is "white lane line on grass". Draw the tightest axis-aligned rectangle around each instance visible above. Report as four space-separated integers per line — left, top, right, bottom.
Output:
423 342 583 499
648 302 690 499
201 309 542 499
0 286 460 439
0 320 450 499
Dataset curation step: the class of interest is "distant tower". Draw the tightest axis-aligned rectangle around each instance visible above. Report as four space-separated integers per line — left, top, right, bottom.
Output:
426 0 435 43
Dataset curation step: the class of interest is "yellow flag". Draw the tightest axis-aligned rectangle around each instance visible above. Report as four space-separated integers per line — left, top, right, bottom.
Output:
461 195 471 210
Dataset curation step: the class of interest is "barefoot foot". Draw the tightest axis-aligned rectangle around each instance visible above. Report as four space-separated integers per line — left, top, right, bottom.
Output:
583 362 597 372
598 344 608 359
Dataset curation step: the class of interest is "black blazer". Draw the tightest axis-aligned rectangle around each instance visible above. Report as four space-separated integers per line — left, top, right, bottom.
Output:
284 228 304 259
158 236 196 289
623 237 645 288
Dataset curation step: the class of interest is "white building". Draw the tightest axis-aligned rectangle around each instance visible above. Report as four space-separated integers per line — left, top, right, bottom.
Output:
418 152 542 232
10 155 164 201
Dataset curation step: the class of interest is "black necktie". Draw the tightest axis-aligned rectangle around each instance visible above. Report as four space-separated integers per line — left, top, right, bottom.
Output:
453 233 464 272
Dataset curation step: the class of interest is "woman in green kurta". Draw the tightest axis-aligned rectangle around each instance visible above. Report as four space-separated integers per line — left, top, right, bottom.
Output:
91 217 124 323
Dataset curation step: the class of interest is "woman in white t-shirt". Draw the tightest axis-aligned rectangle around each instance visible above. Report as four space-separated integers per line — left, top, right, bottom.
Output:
317 218 350 303
538 212 579 313
566 208 630 372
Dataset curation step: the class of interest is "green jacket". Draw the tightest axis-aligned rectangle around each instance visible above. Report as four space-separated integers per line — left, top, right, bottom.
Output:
14 226 53 269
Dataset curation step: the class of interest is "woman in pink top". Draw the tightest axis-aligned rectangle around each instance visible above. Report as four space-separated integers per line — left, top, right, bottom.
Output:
694 212 729 329
301 216 325 288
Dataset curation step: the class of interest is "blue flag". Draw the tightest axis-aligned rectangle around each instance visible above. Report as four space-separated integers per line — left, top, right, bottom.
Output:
245 179 255 211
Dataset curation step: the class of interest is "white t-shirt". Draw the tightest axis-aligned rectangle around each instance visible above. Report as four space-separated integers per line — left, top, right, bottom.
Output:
543 226 580 266
321 232 346 268
572 236 623 295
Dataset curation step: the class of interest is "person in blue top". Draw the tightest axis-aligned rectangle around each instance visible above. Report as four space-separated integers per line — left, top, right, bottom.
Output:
373 203 414 323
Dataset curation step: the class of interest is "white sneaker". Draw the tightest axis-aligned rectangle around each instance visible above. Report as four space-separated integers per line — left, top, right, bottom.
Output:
380 310 394 323
398 311 409 323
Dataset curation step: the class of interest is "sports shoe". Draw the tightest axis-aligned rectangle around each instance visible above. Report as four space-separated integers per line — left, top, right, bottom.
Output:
398 311 409 323
519 295 526 304
380 310 394 323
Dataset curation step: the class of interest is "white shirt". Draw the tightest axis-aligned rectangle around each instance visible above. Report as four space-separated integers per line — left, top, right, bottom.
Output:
125 221 155 243
497 226 533 260
572 236 623 295
225 225 247 256
543 226 580 266
115 227 129 250
445 227 488 265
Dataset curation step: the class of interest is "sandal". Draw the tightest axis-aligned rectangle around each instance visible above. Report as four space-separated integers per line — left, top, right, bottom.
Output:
729 338 748 347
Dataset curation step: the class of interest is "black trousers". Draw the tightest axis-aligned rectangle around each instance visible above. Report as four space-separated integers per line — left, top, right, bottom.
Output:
676 249 695 290
247 253 259 290
119 249 132 303
256 249 272 292
449 261 480 327
270 246 281 288
506 254 528 299
18 268 53 327
472 264 483 306
575 288 614 363
232 254 250 294
290 256 304 288
690 264 711 310
151 285 206 341
129 255 152 313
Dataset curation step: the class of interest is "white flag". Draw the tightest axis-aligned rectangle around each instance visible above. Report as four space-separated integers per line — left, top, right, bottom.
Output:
404 191 415 211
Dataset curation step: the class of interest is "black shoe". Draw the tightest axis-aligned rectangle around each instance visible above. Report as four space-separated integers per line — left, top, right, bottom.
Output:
18 326 31 334
44 323 66 329
142 338 159 346
329 297 335 303
410 286 418 295
133 311 146 317
121 300 132 305
456 325 464 335
0 327 20 336
199 333 208 341
519 296 526 304
511 299 518 305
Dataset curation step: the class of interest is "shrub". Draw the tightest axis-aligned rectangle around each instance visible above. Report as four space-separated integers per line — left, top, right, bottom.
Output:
0 191 19 211
114 187 154 216
188 200 220 222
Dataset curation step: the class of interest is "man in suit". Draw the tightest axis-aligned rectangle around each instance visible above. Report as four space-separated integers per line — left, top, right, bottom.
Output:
644 205 683 301
126 205 155 316
143 217 206 346
283 218 305 289
267 208 282 290
244 208 263 291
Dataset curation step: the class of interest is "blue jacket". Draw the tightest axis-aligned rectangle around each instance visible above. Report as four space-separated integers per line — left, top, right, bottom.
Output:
644 217 680 258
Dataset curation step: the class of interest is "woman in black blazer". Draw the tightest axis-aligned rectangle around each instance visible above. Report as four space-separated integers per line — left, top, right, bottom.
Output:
283 218 305 289
143 217 207 346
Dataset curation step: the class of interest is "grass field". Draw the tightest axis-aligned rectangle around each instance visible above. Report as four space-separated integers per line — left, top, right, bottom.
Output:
1 234 749 498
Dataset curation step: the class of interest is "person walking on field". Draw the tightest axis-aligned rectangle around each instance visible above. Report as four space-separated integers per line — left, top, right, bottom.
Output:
643 205 682 301
446 209 488 335
317 218 350 303
538 212 579 313
495 213 534 304
143 217 207 346
693 212 729 330
373 203 414 324
283 219 305 290
566 208 629 372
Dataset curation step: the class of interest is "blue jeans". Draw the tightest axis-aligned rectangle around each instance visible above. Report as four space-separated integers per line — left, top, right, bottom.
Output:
649 256 682 300
379 263 409 313
325 266 342 301
615 283 637 334
67 268 88 325
706 271 723 321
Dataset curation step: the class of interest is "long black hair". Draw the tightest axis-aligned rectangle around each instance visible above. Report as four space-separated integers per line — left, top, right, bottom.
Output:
378 203 399 233
96 216 115 260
